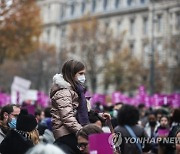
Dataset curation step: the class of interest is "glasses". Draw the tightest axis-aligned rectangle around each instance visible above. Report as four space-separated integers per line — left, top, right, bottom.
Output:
77 142 88 149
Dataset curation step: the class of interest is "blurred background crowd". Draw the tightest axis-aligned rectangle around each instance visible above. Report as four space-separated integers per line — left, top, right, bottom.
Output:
0 99 179 154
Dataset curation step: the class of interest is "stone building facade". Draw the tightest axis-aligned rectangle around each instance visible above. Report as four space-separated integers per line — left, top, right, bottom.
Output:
37 0 180 93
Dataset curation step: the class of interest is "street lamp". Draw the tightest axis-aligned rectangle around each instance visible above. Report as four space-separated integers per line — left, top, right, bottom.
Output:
150 0 155 95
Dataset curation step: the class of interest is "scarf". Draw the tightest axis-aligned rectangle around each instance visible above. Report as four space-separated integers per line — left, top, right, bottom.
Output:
76 84 90 126
14 129 31 141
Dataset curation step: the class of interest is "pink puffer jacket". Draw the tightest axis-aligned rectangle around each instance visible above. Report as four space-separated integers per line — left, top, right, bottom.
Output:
50 74 82 139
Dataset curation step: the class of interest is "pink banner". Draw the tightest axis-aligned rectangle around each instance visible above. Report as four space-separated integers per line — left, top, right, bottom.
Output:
90 94 106 106
0 93 11 107
22 104 35 115
37 91 50 107
110 86 180 108
112 92 122 104
89 133 113 154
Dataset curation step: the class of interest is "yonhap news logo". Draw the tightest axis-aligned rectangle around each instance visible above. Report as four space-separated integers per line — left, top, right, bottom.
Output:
108 133 180 147
108 132 122 148
123 137 180 144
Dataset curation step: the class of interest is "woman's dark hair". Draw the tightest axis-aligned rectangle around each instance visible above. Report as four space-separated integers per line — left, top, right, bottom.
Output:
117 104 139 126
172 109 180 123
176 128 180 136
148 111 157 117
76 124 103 140
88 110 105 124
35 109 43 117
0 105 13 120
62 59 85 91
44 107 51 118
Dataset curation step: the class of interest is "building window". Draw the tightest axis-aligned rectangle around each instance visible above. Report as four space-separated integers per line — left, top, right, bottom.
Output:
117 21 121 32
140 0 145 4
143 17 148 35
115 0 120 8
61 27 66 37
92 0 96 12
129 42 135 55
60 6 64 19
105 22 109 29
143 43 149 66
157 14 162 33
127 0 134 6
157 41 164 62
176 12 180 30
47 29 50 42
130 18 135 35
71 3 75 15
48 4 51 19
81 2 86 13
103 0 108 10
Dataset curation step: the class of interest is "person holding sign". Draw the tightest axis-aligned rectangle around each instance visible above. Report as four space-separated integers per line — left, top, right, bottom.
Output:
76 124 103 154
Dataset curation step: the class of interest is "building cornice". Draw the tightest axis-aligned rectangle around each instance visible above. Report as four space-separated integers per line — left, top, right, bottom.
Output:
59 5 149 26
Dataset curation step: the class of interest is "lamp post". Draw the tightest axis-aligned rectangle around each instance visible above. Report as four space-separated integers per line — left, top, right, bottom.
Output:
150 0 155 95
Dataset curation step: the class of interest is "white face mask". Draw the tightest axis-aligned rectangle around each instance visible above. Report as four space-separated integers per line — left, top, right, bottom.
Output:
77 75 86 83
113 110 118 118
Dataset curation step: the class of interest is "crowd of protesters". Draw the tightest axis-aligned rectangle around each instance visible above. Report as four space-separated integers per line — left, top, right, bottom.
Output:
0 102 179 154
0 59 179 154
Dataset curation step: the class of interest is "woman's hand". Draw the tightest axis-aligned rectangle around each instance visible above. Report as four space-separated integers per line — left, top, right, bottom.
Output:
99 112 111 120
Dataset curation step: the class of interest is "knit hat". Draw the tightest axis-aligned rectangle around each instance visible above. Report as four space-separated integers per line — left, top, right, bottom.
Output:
16 109 37 132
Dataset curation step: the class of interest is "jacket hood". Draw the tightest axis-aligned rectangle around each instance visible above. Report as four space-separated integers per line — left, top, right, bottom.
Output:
50 74 71 98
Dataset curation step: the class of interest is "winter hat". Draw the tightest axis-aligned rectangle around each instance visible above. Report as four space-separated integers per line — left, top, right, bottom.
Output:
16 109 37 132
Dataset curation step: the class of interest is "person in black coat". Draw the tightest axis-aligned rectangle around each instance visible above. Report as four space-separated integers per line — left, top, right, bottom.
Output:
114 104 151 154
166 108 180 154
0 109 39 154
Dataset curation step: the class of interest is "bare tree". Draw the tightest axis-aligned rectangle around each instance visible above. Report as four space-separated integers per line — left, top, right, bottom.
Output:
61 16 124 92
0 0 42 63
0 44 58 93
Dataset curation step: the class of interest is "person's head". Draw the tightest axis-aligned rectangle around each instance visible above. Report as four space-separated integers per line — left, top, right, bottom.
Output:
114 102 123 110
11 104 21 118
138 104 146 118
76 124 103 154
159 115 169 128
93 102 104 112
35 109 44 123
117 104 139 126
88 110 105 128
113 102 123 118
0 105 13 122
62 59 86 90
44 107 52 118
26 143 65 154
148 111 157 127
176 129 180 152
171 108 180 123
0 104 20 128
16 109 39 145
155 109 164 122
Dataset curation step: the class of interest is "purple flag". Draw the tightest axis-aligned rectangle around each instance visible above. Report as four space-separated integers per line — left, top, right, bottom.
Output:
37 91 50 107
22 104 35 115
0 93 11 107
89 133 113 154
112 92 122 104
91 94 106 106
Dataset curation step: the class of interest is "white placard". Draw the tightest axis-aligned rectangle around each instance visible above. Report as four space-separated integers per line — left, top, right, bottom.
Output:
24 90 38 101
11 76 31 104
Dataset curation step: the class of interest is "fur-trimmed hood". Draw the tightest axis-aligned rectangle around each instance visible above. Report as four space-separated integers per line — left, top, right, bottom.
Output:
53 74 71 88
50 74 71 98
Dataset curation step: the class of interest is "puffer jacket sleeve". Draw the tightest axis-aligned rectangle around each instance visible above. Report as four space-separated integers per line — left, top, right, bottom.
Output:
54 89 82 133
